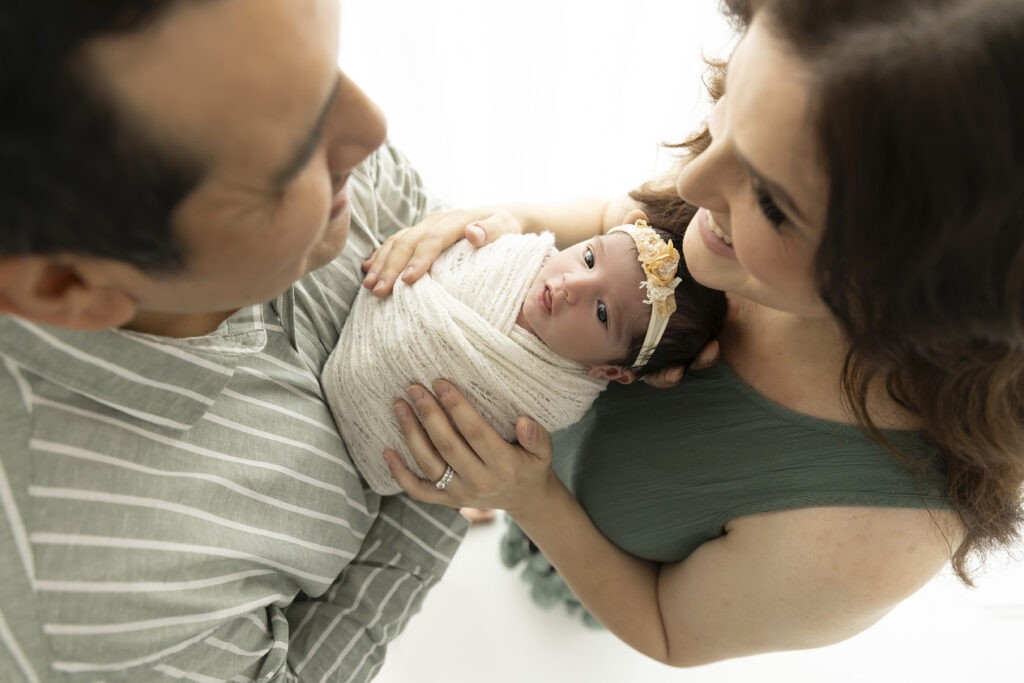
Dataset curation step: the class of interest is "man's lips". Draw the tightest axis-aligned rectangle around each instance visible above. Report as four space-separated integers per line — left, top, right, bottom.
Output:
329 175 350 220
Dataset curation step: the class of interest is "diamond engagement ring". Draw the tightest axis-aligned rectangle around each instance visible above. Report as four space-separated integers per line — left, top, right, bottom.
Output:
434 465 455 490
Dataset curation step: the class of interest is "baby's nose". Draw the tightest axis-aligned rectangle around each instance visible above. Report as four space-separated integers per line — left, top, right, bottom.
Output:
561 272 592 304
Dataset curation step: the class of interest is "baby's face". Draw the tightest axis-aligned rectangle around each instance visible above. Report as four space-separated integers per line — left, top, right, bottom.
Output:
518 231 651 367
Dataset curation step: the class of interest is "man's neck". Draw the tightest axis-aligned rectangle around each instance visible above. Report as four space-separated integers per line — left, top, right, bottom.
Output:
123 309 237 338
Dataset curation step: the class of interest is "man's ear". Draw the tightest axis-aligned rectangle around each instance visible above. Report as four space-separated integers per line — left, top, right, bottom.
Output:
587 365 638 385
622 208 649 226
0 255 137 330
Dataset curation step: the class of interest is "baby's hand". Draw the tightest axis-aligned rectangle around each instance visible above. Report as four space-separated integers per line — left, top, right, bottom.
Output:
362 208 522 296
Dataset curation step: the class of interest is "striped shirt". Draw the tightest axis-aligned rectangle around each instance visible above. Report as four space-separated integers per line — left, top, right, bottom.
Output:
0 142 468 682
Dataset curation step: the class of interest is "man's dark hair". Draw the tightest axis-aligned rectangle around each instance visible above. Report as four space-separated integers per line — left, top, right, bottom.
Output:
1 2 204 270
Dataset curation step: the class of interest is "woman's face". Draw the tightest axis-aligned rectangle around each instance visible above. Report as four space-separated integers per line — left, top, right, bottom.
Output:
677 14 831 318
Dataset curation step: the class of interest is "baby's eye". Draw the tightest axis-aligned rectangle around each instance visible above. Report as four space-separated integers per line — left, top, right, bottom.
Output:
596 301 608 326
583 246 595 268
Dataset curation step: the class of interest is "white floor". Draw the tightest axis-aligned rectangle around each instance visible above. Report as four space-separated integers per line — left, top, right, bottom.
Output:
377 519 1024 683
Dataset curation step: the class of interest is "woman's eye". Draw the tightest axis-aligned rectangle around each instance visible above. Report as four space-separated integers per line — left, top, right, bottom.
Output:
755 183 787 229
583 246 595 268
596 302 608 326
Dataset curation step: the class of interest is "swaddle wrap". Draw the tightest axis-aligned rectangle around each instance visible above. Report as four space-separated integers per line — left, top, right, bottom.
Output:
323 232 608 494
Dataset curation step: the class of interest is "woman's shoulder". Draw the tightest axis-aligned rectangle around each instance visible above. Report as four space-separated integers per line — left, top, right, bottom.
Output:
720 300 922 430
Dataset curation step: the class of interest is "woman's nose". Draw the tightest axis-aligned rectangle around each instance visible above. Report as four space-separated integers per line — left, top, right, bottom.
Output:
675 98 731 213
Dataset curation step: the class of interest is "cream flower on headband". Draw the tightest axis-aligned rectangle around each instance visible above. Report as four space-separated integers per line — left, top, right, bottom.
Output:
635 232 680 287
630 220 681 320
607 219 683 369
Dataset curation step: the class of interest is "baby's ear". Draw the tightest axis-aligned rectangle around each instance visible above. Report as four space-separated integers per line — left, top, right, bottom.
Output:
587 365 637 385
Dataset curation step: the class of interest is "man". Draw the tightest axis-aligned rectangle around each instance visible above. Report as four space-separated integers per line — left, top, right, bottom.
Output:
0 1 466 680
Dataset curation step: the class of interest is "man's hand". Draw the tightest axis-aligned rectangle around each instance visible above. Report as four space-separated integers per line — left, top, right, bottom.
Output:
642 339 721 388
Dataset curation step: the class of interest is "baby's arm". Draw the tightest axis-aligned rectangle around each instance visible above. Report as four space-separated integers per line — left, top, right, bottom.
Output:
362 195 644 296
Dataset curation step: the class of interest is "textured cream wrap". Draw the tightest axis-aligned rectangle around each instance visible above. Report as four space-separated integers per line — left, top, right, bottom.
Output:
322 233 607 494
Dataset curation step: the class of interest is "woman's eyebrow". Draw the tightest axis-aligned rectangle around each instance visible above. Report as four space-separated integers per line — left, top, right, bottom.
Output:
271 80 341 189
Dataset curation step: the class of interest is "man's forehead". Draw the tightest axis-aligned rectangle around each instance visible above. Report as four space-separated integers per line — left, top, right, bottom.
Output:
83 0 340 177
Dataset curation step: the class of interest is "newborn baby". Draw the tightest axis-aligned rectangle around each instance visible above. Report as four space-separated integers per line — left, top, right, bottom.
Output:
323 221 725 494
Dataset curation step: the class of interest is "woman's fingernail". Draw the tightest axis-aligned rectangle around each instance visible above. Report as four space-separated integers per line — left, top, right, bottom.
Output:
402 264 416 279
526 420 537 441
468 224 486 242
434 381 451 398
372 280 387 294
408 386 425 401
393 402 410 419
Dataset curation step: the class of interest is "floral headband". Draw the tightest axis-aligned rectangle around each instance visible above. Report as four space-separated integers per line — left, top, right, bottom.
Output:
607 219 681 370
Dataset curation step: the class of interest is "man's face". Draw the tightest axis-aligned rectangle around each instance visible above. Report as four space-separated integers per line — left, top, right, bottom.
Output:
84 0 387 318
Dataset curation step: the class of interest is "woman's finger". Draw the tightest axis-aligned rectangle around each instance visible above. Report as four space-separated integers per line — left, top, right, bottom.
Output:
362 234 399 289
431 380 546 469
465 211 521 247
514 415 551 460
404 383 486 475
383 450 455 506
370 236 418 296
400 236 447 284
391 398 451 480
361 247 380 273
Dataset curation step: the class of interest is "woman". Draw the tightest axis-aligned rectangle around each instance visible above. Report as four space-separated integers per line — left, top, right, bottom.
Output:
362 0 1024 666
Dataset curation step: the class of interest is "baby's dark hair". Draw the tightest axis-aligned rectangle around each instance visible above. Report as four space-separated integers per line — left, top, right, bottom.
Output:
614 225 727 378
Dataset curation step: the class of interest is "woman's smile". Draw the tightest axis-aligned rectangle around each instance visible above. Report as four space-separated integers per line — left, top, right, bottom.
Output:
697 208 737 259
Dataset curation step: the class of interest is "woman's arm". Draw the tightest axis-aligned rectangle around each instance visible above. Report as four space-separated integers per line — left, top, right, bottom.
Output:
361 195 643 295
385 381 957 667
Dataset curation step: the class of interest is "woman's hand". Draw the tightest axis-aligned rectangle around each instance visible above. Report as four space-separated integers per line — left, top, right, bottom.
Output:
361 208 523 296
383 380 556 516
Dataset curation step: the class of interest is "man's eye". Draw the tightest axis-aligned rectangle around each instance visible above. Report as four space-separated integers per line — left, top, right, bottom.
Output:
584 247 595 268
596 302 608 325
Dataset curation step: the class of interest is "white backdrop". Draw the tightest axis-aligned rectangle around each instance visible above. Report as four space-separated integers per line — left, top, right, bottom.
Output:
340 0 736 206
336 3 1024 683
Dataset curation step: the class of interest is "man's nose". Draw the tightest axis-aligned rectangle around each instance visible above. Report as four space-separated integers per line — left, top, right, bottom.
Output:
326 71 388 177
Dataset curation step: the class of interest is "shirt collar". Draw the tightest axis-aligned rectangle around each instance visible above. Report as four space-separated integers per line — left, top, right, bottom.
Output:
0 306 268 431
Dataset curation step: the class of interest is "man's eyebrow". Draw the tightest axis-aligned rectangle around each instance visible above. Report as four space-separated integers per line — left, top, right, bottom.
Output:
271 80 341 189
738 150 807 224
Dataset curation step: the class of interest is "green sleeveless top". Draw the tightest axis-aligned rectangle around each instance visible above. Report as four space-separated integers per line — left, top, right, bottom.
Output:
500 362 950 624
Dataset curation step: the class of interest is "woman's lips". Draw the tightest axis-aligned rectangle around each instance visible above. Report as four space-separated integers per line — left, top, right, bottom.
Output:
698 208 737 259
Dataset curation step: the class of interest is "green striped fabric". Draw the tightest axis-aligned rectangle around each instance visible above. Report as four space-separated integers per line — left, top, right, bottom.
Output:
0 141 468 682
